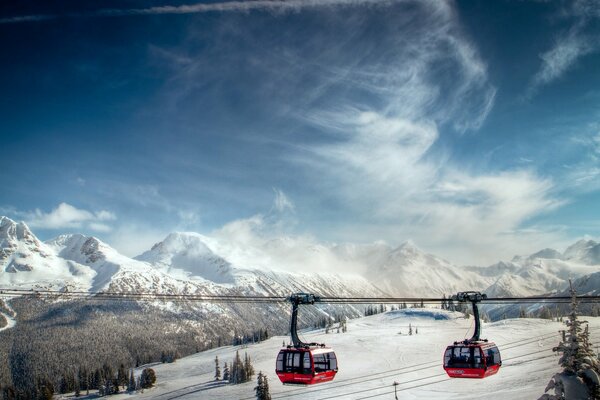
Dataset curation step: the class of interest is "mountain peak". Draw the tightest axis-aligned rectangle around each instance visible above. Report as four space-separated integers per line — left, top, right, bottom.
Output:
46 233 111 265
563 238 600 265
137 231 234 284
1 216 39 247
390 240 422 257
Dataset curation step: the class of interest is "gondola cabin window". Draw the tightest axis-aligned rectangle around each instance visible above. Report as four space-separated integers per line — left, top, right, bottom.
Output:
313 352 337 372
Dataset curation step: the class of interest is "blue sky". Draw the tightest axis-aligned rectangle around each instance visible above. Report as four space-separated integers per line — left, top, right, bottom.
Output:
1 0 599 265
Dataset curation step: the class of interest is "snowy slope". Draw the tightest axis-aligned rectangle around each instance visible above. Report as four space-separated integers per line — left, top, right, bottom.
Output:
114 311 600 400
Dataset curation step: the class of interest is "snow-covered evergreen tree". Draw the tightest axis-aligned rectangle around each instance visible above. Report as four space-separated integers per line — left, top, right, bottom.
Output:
244 352 255 380
255 371 271 400
215 356 221 381
223 362 230 381
539 281 600 399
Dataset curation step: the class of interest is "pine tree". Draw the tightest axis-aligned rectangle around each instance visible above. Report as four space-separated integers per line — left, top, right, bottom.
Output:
36 377 54 400
255 371 272 400
140 368 156 389
519 307 527 318
539 306 552 320
128 370 136 392
244 352 255 381
540 281 600 399
223 362 230 381
415 327 418 334
215 356 221 381
117 363 128 389
230 351 243 384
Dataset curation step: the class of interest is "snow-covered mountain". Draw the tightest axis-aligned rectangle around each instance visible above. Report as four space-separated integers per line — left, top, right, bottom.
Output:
0 217 382 303
46 233 204 293
0 216 93 290
480 251 599 298
135 232 235 284
346 241 492 297
563 239 600 265
1 215 598 303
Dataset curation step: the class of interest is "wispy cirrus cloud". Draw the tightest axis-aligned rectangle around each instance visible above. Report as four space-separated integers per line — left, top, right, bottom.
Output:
1 0 397 24
268 0 564 264
527 0 600 97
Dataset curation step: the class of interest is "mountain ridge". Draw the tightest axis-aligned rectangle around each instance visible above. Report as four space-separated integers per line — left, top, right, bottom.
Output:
0 216 598 301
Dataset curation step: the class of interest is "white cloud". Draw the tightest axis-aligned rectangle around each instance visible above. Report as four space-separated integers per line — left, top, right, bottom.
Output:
527 0 600 96
88 222 113 232
531 28 593 90
23 203 117 232
105 224 171 257
1 0 410 24
275 1 565 264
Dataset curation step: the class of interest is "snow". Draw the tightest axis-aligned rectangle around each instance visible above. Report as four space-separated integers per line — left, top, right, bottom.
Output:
135 232 236 284
106 312 600 400
0 300 16 332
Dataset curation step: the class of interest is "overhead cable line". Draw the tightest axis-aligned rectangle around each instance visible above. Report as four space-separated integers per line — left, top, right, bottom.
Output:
1 288 599 304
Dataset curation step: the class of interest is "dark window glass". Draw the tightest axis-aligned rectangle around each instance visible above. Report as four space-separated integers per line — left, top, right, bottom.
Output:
276 352 284 372
473 347 483 368
314 354 327 372
449 346 473 368
444 348 452 367
328 352 337 371
486 346 501 365
303 352 311 370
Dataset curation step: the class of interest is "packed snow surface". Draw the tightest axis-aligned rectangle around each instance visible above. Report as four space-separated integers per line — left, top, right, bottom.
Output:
110 311 600 400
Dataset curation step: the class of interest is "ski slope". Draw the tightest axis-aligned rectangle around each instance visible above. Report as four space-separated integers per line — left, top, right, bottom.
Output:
111 310 600 400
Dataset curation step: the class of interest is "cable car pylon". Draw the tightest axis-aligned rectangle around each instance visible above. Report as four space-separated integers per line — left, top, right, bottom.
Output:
443 291 502 379
276 293 339 385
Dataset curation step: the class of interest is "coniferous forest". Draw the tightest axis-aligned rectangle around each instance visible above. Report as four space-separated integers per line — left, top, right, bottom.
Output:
0 295 360 398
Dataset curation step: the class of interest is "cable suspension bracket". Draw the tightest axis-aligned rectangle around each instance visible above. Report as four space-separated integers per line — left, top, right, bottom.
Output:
288 293 326 349
453 291 487 343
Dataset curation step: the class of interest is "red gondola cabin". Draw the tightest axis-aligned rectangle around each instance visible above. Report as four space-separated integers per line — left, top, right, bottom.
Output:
443 342 501 379
276 347 338 385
